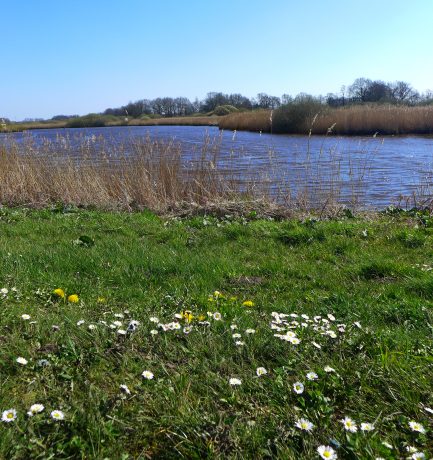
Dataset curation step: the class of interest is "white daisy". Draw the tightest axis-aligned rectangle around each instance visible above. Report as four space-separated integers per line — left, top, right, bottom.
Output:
88 324 96 330
229 377 242 386
317 445 337 459
213 312 222 321
1 409 17 422
142 370 154 380
16 357 28 365
295 418 314 431
245 329 256 334
21 314 31 320
232 333 242 339
117 329 127 335
324 365 335 373
113 321 122 327
360 422 374 431
341 416 357 432
293 382 304 394
77 320 85 326
149 317 159 323
306 372 318 381
120 384 131 394
256 367 267 376
409 420 426 434
50 410 65 421
150 329 158 335
27 404 44 416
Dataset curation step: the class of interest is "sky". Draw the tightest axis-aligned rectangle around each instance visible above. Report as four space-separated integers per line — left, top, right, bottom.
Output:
1 0 433 120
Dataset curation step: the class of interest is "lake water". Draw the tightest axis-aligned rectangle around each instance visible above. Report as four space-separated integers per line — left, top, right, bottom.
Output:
2 125 433 209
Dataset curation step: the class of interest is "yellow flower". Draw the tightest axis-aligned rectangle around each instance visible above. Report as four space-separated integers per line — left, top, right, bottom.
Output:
242 300 254 308
213 290 223 298
68 294 79 303
197 314 206 321
182 310 194 323
97 297 106 303
53 288 65 298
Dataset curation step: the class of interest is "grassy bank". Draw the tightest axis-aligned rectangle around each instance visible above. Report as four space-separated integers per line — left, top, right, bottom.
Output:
0 207 432 458
219 105 433 136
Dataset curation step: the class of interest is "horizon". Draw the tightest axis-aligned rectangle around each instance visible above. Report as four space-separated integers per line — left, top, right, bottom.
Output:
2 0 433 120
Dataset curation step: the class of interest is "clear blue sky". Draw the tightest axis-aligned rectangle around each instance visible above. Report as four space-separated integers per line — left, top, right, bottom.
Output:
1 0 433 120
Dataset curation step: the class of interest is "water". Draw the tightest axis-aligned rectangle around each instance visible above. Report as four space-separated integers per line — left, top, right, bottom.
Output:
2 125 433 208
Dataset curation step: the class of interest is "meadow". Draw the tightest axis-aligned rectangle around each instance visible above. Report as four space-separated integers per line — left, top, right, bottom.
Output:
0 206 432 459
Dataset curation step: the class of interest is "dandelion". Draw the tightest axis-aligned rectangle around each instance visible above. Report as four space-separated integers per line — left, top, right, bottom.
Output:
306 372 318 381
27 404 44 416
97 297 106 303
229 377 242 386
295 418 314 432
142 370 154 380
361 422 374 431
51 410 65 421
67 294 79 303
53 288 65 298
77 320 85 326
120 384 131 394
16 357 28 365
256 367 267 376
242 300 254 307
324 365 335 373
293 382 304 394
317 445 337 459
341 416 358 432
409 420 426 434
213 312 222 321
21 314 31 320
1 409 17 422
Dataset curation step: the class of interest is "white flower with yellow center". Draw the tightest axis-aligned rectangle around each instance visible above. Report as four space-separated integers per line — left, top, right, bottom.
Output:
120 384 131 394
142 370 154 380
27 404 44 416
229 377 242 386
213 312 222 321
306 372 318 381
295 418 314 431
256 367 267 376
293 382 304 394
1 409 17 422
341 416 358 432
51 410 65 421
409 420 426 434
317 445 337 459
16 357 28 365
21 314 31 320
360 422 374 431
324 365 335 373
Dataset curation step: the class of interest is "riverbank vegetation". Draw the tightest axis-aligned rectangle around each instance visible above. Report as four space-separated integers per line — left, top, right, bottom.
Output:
0 207 432 458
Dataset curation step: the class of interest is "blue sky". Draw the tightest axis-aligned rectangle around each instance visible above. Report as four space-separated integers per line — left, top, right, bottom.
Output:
1 0 433 120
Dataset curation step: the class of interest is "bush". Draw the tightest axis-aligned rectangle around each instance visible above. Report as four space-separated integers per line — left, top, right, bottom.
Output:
212 105 239 116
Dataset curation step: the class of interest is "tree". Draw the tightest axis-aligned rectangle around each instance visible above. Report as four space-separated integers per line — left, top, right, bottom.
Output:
348 78 372 102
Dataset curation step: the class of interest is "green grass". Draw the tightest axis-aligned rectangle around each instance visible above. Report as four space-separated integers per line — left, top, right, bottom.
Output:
0 207 432 459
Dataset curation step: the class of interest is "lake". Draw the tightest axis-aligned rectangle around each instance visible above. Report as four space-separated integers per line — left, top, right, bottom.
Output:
2 125 433 209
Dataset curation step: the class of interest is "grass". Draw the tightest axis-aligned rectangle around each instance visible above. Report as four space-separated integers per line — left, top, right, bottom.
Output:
0 207 432 459
220 105 433 136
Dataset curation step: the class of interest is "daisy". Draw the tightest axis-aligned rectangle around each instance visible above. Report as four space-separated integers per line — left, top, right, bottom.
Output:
232 333 242 339
183 326 193 334
341 416 358 432
324 365 335 373
51 410 65 421
112 321 122 327
306 372 318 381
256 367 267 376
88 324 96 330
77 320 85 326
327 313 336 321
213 312 222 321
21 314 31 320
360 422 374 431
229 377 242 386
412 453 426 459
295 418 314 431
317 445 337 459
293 382 304 394
114 313 124 318
289 337 300 345
150 330 158 335
149 317 159 323
16 357 28 365
1 409 17 422
235 341 245 346
312 342 322 349
120 384 131 394
142 370 154 380
27 404 44 416
245 329 256 334
409 420 426 434
230 324 238 330
117 329 127 335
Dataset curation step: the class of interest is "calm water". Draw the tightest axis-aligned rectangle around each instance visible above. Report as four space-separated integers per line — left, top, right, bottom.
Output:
2 125 433 208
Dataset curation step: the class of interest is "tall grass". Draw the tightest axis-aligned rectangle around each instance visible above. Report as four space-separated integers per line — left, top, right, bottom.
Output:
220 105 433 135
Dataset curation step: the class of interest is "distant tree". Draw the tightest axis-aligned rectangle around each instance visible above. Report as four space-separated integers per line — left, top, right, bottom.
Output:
256 93 281 109
348 78 373 102
281 94 293 106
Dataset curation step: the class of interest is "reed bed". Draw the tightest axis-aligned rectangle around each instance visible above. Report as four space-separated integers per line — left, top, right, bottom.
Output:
128 116 220 127
220 105 433 136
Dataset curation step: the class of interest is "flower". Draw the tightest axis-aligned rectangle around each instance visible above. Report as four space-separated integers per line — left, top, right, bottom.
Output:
293 382 304 394
213 312 222 321
235 341 245 346
117 329 127 335
113 321 122 327
409 420 426 434
53 288 65 298
341 416 357 432
16 357 28 365
67 294 79 303
232 333 242 339
88 324 96 330
295 418 314 432
149 316 159 323
150 329 158 335
27 404 44 416
120 384 131 394
142 370 154 380
312 341 322 349
229 377 242 386
306 372 318 381
242 300 254 307
245 329 256 334
97 297 106 303
256 367 267 376
1 409 17 422
21 314 31 320
51 410 65 421
77 320 85 326
360 422 374 431
412 453 426 459
317 445 337 459
324 365 335 373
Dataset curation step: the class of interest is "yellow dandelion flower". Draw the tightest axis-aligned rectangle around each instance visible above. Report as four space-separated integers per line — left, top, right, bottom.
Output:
53 288 65 298
97 297 106 303
68 294 79 303
242 300 254 308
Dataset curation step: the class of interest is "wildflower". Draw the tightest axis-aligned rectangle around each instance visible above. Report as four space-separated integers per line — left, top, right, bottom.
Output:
149 316 159 323
117 329 127 335
242 300 254 307
21 314 31 320
113 321 122 327
16 357 28 365
53 288 65 298
88 324 96 330
27 404 44 416
230 324 238 330
229 377 242 386
213 290 222 298
293 382 304 394
183 326 193 334
52 324 60 331
289 337 300 345
213 312 222 321
232 333 242 339
174 313 183 319
37 359 50 367
312 342 322 349
341 417 358 432
353 321 362 329
245 329 256 334
361 422 374 431
67 294 79 303
1 409 17 422
150 329 158 335
0 287 8 296
120 384 131 394
77 320 85 326
256 367 267 376
327 313 336 321
197 314 206 321
408 420 426 434
235 341 245 346
51 410 65 421
114 313 124 319
324 365 335 373
326 330 337 339
295 418 314 432
97 297 106 303
142 370 154 380
317 445 337 459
